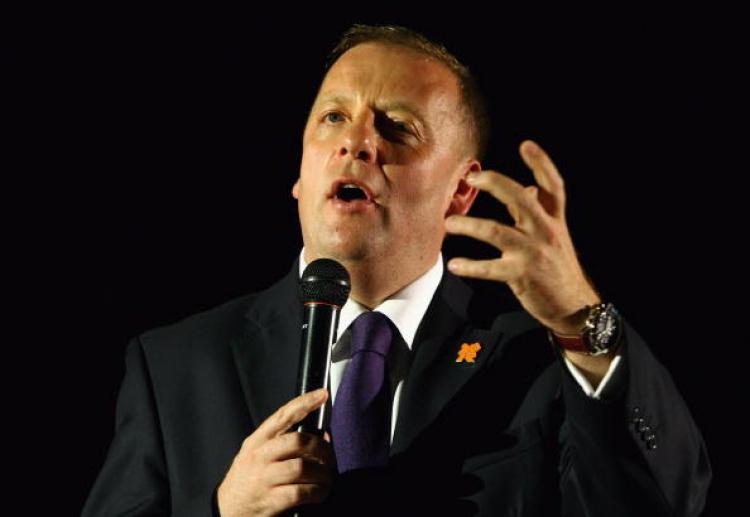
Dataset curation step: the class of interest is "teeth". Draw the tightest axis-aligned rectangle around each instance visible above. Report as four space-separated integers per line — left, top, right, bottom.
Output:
343 184 360 189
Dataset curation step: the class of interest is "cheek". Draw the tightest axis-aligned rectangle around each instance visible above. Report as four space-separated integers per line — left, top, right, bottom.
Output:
390 181 451 231
299 150 314 182
393 165 455 210
298 150 326 195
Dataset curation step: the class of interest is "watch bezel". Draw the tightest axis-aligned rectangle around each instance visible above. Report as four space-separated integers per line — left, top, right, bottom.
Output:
583 302 622 355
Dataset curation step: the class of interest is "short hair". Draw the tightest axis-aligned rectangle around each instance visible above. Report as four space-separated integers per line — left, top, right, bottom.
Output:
323 24 490 163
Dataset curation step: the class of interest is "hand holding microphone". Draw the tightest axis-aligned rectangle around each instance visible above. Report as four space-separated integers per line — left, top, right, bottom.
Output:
217 259 350 517
216 388 334 517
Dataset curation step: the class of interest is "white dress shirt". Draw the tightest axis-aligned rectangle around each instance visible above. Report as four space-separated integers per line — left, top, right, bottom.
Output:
299 249 622 443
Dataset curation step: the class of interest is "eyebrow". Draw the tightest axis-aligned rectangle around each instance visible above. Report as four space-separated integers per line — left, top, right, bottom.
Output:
316 93 429 129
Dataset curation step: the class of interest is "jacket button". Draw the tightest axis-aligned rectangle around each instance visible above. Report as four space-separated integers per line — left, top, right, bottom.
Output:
631 407 642 423
635 418 648 433
646 438 658 450
643 431 656 442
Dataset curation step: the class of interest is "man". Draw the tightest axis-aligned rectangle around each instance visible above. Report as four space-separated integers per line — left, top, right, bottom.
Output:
82 25 711 516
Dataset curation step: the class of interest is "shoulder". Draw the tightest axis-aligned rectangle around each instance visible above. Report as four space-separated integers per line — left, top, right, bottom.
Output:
135 291 259 364
133 264 299 365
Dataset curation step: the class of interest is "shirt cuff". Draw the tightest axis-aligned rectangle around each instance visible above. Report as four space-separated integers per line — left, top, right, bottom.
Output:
563 353 623 399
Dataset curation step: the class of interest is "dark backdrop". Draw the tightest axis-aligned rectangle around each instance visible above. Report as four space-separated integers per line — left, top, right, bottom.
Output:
6 7 741 516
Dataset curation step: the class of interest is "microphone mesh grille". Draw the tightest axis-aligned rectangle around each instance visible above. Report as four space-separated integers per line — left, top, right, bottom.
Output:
300 258 351 306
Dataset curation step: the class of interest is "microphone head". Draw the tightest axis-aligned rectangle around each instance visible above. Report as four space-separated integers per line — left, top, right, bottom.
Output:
300 258 351 306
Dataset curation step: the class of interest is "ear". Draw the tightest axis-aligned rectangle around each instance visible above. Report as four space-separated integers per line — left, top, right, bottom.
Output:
291 178 300 200
446 160 481 217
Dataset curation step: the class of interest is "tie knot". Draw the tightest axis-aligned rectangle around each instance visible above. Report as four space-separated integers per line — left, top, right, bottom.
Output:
350 311 393 357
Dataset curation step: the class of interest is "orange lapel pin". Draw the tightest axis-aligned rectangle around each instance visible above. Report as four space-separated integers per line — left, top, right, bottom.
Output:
456 342 482 363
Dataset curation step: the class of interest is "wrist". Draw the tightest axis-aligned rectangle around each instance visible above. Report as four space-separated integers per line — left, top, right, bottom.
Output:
548 305 593 337
547 302 622 356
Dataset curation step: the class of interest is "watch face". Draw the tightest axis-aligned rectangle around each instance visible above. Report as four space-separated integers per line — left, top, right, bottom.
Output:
588 304 620 353
594 313 617 341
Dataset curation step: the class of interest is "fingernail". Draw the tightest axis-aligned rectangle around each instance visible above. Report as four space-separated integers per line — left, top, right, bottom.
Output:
466 172 479 184
313 389 327 402
525 142 538 156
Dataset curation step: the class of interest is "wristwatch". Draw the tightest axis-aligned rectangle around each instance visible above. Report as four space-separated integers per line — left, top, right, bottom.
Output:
548 302 623 356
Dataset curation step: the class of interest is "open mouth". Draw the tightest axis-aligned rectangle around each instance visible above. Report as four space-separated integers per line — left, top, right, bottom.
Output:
336 183 369 202
330 180 375 204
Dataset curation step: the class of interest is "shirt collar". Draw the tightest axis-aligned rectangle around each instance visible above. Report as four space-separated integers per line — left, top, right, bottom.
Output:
298 248 444 350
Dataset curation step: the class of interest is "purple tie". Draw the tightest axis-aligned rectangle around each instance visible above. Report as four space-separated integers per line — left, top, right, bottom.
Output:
330 311 393 473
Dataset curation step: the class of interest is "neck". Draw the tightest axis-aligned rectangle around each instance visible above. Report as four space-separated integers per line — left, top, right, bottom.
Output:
303 249 439 309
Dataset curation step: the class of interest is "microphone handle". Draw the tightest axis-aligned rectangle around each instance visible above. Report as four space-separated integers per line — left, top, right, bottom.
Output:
294 303 339 517
296 302 339 433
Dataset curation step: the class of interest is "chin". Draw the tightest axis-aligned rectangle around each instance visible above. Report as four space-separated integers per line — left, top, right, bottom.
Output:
312 232 380 264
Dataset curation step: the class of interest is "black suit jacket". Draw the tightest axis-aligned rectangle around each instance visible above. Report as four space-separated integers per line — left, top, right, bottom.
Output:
81 260 711 516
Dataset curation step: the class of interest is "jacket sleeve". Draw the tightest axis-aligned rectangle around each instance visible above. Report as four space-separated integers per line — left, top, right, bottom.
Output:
80 337 219 517
555 317 712 517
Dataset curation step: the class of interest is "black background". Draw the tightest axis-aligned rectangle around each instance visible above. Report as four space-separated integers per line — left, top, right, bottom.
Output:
5 6 742 516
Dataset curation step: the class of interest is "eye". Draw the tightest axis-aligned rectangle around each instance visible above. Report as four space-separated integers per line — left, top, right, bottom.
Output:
374 115 418 144
323 111 345 123
392 120 412 134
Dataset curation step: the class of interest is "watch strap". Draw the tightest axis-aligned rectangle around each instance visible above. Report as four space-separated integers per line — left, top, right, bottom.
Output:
549 331 590 353
548 302 623 356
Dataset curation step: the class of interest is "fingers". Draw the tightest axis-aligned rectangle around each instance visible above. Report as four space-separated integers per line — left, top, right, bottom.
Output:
447 257 521 282
444 214 527 281
466 170 550 232
519 140 566 219
217 390 334 516
260 431 336 467
266 457 335 487
272 482 332 509
445 215 528 251
251 389 328 445
464 140 567 232
466 169 524 211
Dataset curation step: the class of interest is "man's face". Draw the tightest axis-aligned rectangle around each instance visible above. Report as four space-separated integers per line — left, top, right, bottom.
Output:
293 43 479 269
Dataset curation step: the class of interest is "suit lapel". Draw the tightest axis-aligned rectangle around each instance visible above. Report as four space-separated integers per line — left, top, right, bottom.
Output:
390 271 506 456
229 260 510 453
230 261 304 429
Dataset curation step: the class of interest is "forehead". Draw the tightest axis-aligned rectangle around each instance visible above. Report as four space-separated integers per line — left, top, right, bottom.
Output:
314 43 462 123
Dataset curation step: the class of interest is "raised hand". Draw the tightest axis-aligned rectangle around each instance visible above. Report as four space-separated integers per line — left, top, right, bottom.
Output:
445 139 601 337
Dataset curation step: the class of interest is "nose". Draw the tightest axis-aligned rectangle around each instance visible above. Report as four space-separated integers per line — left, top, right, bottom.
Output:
338 111 378 163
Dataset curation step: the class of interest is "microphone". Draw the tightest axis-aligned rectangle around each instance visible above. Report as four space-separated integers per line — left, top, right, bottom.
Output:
296 258 351 435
